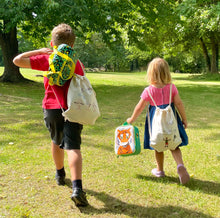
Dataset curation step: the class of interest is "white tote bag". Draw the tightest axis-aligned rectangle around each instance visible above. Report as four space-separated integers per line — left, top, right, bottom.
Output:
147 84 182 152
52 60 100 125
62 71 100 125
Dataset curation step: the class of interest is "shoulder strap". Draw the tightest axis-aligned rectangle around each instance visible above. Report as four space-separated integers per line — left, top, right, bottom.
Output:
54 49 75 64
169 84 172 105
147 87 155 138
147 88 157 107
51 86 65 114
147 106 152 138
78 59 86 76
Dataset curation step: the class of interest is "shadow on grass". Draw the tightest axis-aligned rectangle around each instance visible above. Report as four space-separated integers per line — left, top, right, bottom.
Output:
64 179 213 217
77 189 212 218
137 174 220 197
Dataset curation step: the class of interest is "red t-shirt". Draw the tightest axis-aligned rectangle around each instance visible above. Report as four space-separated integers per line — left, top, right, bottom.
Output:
30 54 84 109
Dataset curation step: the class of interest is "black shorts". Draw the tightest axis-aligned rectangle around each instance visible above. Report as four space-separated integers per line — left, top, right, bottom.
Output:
43 109 83 150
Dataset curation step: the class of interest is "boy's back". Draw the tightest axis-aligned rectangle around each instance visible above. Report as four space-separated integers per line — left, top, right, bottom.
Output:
13 23 89 207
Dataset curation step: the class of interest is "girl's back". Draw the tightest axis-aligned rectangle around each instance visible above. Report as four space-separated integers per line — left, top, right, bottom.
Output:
141 84 178 107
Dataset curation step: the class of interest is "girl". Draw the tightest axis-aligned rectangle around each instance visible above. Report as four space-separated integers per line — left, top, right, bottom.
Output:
127 57 190 185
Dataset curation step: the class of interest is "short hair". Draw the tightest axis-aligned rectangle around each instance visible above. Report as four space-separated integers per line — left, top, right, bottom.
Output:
147 57 172 85
51 23 75 46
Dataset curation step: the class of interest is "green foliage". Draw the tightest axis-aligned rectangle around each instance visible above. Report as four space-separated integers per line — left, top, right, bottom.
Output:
167 54 206 74
74 33 129 71
177 0 220 36
0 0 219 74
115 0 219 73
75 33 112 68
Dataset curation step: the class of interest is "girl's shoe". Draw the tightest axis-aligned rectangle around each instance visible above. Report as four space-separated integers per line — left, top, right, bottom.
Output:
151 168 165 177
177 164 190 185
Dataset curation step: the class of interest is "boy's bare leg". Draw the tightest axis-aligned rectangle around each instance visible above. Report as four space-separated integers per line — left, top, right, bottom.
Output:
66 149 82 181
51 142 64 170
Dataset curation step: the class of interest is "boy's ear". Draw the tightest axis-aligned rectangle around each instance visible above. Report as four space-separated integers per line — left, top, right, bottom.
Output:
50 41 53 47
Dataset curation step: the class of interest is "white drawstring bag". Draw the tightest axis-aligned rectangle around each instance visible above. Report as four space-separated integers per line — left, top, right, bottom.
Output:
53 60 100 125
148 84 182 152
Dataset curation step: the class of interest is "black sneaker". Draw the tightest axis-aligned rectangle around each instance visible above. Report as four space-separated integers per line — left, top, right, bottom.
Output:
71 188 89 207
55 173 65 186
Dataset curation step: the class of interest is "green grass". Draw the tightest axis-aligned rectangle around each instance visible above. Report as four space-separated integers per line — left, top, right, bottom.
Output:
0 68 220 218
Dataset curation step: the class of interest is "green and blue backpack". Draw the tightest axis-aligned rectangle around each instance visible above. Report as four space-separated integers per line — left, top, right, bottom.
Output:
44 44 77 86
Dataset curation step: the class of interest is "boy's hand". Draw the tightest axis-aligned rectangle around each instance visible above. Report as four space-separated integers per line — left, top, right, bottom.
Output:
13 48 53 68
38 48 53 55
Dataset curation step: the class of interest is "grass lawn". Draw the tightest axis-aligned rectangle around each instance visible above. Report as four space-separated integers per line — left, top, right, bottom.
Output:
0 68 220 218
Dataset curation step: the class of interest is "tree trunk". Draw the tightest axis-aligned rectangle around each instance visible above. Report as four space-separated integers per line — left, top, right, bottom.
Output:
210 34 219 74
130 60 134 72
135 59 139 71
0 24 25 83
199 37 211 72
217 43 219 72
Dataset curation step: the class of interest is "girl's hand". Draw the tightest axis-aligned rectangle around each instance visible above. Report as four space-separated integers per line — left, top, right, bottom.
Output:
182 120 188 129
127 118 133 124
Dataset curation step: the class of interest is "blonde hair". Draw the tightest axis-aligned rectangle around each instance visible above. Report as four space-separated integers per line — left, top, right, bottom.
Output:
147 57 172 85
51 23 75 46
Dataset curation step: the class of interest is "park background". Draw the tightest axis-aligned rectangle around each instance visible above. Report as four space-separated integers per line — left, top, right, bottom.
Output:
0 1 220 217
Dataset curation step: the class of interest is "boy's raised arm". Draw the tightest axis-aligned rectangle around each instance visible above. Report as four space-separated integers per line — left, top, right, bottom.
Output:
13 48 53 68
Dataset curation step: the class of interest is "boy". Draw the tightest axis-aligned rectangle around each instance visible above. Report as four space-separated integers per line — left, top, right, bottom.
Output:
13 23 88 207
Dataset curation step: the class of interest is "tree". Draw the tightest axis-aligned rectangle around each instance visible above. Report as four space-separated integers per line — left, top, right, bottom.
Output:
0 0 132 82
176 0 220 73
119 0 220 73
0 19 24 82
0 0 59 82
2 0 218 81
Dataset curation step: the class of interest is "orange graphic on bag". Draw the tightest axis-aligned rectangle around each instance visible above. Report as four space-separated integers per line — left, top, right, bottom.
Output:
116 128 133 155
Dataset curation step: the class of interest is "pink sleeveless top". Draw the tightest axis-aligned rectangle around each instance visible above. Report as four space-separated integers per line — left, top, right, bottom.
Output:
141 84 178 106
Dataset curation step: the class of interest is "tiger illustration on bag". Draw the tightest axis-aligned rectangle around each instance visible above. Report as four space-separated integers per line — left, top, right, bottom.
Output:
115 122 141 157
115 128 133 155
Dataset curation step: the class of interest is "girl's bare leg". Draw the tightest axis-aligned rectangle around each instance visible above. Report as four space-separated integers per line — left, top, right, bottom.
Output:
171 147 190 184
